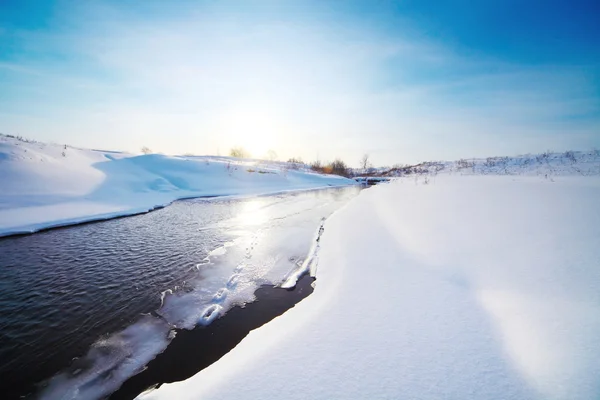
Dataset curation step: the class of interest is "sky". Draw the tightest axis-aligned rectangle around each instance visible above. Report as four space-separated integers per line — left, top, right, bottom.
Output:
1 0 599 166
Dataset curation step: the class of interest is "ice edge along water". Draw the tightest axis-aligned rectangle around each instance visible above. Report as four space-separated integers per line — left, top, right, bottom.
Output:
281 219 324 289
35 207 334 400
0 135 356 237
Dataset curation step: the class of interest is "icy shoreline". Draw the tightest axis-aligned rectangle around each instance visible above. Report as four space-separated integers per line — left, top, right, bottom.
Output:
143 174 600 400
12 186 360 400
0 135 356 237
113 275 316 399
0 185 353 238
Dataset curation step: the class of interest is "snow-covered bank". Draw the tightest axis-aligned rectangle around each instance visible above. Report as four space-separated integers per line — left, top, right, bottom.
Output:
378 149 600 178
143 174 600 400
0 135 355 236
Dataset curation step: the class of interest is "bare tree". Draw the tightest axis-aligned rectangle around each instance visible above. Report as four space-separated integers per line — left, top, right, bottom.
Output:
141 146 152 154
360 153 370 171
266 149 278 161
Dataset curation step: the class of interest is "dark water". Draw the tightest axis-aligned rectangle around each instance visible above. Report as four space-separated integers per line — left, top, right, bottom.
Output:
112 275 315 400
0 187 359 399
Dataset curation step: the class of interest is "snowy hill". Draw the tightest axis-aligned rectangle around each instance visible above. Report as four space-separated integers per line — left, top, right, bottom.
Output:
0 135 355 236
380 150 600 178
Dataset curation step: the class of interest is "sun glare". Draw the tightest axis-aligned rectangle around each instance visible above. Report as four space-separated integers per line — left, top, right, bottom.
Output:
223 107 279 159
241 135 270 159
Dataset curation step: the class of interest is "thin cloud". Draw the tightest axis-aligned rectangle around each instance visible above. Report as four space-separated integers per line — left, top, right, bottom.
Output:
1 1 598 165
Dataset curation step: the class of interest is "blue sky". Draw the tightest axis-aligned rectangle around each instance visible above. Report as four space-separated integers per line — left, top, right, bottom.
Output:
1 0 599 166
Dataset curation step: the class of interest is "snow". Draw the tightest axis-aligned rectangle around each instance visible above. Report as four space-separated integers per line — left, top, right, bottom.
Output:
0 135 355 236
41 315 172 400
281 220 323 289
142 172 600 400
5 133 599 399
380 150 600 178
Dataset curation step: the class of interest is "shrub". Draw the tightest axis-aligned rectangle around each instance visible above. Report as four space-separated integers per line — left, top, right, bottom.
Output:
310 160 324 173
484 157 496 168
230 147 249 158
329 159 349 177
456 159 474 169
564 150 576 163
285 157 303 170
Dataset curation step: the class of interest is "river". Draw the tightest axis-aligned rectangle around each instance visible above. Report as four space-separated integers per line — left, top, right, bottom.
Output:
0 186 360 399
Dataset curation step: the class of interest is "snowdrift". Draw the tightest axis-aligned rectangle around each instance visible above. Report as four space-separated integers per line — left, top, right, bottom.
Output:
143 173 600 400
0 135 354 236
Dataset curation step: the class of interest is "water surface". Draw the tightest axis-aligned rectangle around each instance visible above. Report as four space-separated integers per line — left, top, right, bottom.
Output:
0 186 360 399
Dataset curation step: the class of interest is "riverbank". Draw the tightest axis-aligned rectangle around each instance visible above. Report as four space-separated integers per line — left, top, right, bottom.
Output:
0 135 355 237
143 174 600 400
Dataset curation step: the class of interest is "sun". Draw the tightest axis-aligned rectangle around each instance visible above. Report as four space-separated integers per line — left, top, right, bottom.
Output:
236 135 266 159
226 107 278 159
